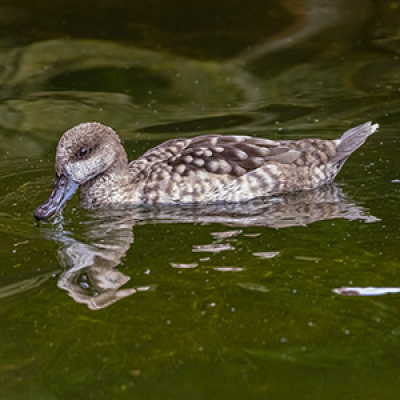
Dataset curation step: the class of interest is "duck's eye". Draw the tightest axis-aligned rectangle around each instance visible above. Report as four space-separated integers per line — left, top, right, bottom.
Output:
76 148 92 158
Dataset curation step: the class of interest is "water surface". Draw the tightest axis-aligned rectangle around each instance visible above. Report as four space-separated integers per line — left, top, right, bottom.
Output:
1 1 400 399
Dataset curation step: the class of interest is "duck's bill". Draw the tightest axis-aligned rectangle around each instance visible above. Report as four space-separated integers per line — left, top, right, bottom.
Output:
34 173 79 220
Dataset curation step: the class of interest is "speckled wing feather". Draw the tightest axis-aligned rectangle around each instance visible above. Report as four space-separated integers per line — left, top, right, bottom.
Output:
166 135 299 177
128 134 340 181
128 137 191 178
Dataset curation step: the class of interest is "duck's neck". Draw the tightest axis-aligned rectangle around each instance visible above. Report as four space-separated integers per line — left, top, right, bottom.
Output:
104 143 130 180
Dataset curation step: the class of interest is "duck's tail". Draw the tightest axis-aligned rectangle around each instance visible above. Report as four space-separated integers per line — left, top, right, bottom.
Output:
332 122 379 164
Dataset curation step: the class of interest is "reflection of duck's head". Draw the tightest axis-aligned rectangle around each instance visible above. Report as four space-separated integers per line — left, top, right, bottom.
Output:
35 123 128 220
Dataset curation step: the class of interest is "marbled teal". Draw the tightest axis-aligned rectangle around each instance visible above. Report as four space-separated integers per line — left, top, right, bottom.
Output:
34 121 379 219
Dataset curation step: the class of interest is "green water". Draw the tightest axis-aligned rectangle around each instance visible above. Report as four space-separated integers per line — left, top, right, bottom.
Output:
1 0 400 399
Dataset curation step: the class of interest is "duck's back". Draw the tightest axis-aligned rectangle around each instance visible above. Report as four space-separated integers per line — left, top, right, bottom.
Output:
126 122 377 204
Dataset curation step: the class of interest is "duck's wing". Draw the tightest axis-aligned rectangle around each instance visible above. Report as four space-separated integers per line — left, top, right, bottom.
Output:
129 135 338 178
167 135 305 177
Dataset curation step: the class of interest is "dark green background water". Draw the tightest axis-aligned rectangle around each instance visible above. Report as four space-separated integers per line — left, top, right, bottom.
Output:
1 0 400 399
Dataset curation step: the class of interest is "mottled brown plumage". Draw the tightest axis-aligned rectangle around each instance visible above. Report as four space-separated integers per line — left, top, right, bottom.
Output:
34 121 379 219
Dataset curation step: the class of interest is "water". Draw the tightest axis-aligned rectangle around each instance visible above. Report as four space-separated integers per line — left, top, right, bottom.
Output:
1 0 400 399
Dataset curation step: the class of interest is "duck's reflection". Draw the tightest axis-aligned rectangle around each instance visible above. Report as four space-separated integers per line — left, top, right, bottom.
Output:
56 219 136 310
43 185 377 309
130 184 378 228
48 217 157 309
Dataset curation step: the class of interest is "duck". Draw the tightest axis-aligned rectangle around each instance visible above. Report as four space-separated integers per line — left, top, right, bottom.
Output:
34 121 379 220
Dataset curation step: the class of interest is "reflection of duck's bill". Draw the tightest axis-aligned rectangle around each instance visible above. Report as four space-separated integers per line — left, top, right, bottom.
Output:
34 172 79 220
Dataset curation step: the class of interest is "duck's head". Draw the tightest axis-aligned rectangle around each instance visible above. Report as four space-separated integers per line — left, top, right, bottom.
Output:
35 122 126 220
